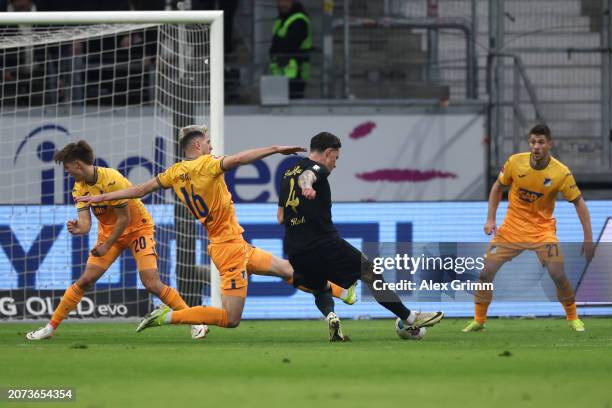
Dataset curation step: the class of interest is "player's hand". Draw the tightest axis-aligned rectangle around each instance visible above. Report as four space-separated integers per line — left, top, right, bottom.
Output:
66 219 84 235
75 194 105 204
581 241 595 263
276 146 306 155
483 220 497 235
91 242 109 257
302 187 317 200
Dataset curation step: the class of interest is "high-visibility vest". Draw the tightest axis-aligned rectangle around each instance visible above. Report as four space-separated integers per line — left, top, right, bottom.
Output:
269 12 312 80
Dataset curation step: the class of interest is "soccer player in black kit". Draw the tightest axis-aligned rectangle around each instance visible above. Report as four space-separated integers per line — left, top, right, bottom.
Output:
278 132 444 341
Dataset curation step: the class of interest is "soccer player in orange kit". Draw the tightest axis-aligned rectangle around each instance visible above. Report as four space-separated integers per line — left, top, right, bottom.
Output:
462 124 595 333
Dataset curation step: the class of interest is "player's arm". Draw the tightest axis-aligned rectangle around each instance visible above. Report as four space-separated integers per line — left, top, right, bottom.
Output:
91 205 130 257
66 208 92 235
572 195 595 262
220 146 305 172
75 178 161 204
277 206 284 224
484 180 506 235
298 169 317 200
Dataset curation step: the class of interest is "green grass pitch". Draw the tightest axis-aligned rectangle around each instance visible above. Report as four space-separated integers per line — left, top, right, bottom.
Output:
2 318 612 408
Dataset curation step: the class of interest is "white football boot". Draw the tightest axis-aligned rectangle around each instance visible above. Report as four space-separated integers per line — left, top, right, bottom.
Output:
26 324 54 340
191 324 210 340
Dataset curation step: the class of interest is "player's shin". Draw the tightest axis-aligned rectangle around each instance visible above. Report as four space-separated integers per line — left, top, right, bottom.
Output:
169 306 229 327
556 281 578 320
158 285 189 311
313 286 335 317
360 265 411 321
50 283 86 330
474 288 493 324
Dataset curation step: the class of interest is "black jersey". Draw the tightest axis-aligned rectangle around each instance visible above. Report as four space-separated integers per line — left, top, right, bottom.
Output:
278 158 338 255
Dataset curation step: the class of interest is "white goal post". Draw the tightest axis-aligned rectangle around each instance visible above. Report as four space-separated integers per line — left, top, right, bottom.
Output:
0 11 224 320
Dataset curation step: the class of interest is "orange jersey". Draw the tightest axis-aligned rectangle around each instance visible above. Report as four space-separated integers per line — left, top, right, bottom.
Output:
497 153 581 241
156 155 244 243
73 167 154 237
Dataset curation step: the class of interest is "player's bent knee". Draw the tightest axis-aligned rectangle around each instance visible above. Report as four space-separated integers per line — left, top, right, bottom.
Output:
478 273 493 283
478 267 497 283
225 314 242 328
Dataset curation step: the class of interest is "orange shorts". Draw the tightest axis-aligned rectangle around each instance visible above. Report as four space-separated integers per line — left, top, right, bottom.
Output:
87 227 158 271
208 238 273 298
486 229 563 265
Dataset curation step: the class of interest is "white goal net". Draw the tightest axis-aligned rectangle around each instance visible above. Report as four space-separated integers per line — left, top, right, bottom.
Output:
0 12 223 320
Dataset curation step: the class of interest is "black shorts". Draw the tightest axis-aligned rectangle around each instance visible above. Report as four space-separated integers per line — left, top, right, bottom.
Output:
288 238 363 291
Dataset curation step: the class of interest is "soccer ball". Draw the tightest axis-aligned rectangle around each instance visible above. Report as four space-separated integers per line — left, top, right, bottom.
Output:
395 318 427 340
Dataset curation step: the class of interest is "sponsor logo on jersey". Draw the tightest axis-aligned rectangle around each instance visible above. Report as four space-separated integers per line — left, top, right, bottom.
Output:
518 188 544 203
92 205 108 216
543 178 552 187
518 174 527 178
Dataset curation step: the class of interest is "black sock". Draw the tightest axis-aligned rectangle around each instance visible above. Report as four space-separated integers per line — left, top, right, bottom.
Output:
363 276 411 321
313 286 335 317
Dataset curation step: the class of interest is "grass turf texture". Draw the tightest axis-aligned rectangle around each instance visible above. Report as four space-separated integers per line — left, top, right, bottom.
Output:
2 318 612 408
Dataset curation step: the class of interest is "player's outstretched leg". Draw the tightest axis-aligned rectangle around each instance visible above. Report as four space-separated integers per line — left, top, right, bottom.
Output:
546 261 585 332
136 295 245 332
136 304 231 332
360 260 443 329
249 250 357 304
138 266 208 339
463 258 505 332
26 264 106 340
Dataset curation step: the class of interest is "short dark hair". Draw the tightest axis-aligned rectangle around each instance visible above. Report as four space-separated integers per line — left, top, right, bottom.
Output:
528 124 551 141
310 132 341 152
178 125 208 151
53 140 95 165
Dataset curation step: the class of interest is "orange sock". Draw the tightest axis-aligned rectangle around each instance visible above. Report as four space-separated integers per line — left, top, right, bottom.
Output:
329 282 345 299
170 306 228 327
50 284 85 329
556 280 577 320
562 302 578 321
474 302 490 324
158 285 189 311
286 277 346 298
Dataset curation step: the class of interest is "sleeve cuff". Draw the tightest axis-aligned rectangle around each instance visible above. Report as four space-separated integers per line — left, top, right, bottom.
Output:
498 177 510 186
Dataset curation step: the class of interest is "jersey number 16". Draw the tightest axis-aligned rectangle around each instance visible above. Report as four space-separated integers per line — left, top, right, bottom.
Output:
181 185 209 219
